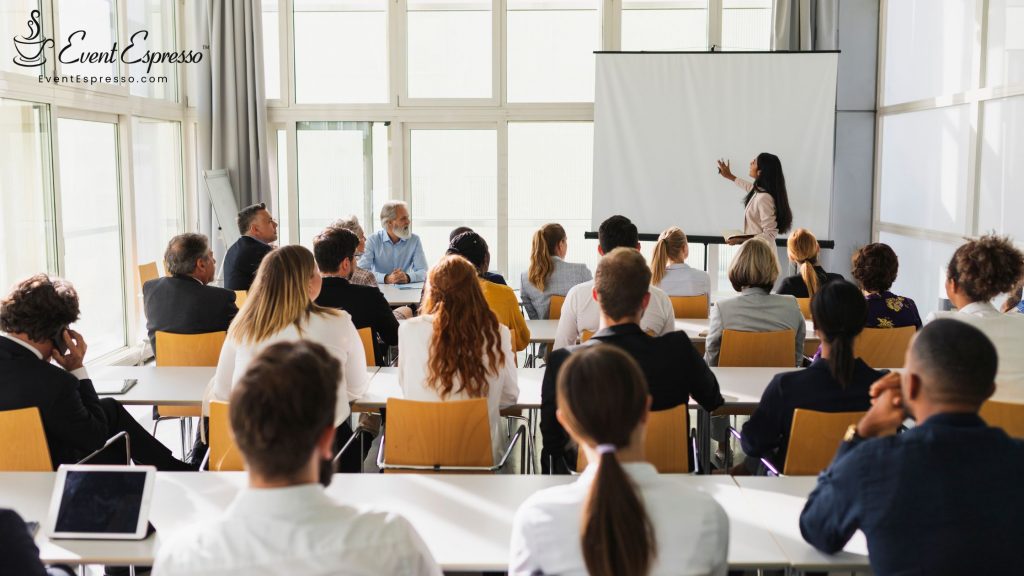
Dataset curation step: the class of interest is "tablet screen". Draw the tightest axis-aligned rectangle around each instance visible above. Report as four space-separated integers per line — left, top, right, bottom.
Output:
54 470 146 534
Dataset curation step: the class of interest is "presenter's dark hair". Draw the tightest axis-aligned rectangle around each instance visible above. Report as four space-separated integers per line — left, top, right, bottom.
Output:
237 202 268 235
597 215 639 254
747 153 792 234
557 346 655 576
811 280 868 388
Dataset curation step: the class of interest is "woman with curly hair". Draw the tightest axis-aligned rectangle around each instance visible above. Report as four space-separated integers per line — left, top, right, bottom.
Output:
929 234 1024 387
850 243 922 330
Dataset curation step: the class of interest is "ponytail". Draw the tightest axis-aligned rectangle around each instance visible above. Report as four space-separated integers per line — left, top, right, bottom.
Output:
582 448 656 576
527 224 566 291
788 228 822 298
800 262 820 298
810 280 868 388
650 227 688 287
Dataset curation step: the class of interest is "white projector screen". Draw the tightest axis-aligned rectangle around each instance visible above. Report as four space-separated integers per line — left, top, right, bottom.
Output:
592 52 839 240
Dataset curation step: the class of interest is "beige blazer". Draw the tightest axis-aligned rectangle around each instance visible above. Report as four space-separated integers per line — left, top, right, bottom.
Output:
734 178 779 243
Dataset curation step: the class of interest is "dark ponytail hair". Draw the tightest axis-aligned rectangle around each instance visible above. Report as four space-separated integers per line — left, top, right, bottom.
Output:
810 279 868 387
556 346 655 576
745 152 793 234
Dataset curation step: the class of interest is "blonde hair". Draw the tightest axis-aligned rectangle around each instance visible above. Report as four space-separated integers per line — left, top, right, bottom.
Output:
527 224 567 291
229 245 337 345
728 237 780 292
650 227 688 286
787 228 822 297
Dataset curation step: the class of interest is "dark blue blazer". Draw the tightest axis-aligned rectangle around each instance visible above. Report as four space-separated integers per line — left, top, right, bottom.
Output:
142 275 237 353
223 235 273 291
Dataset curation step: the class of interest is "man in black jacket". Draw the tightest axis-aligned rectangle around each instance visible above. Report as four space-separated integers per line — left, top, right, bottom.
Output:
0 509 73 576
313 227 399 366
0 274 192 470
540 248 724 473
143 233 238 353
223 202 277 291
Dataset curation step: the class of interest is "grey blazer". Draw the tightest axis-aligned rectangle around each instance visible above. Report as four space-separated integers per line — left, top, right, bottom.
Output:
705 287 806 367
519 257 592 320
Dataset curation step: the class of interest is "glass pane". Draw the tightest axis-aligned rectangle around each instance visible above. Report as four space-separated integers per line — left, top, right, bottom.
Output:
986 0 1024 88
131 118 182 268
370 122 389 235
0 99 53 291
507 0 600 103
3 0 44 76
296 122 370 247
878 232 958 319
621 0 707 51
410 129 497 266
276 129 290 244
408 0 491 98
57 0 118 78
878 105 971 235
263 0 281 100
978 96 1024 240
721 0 771 51
883 0 977 105
127 0 177 98
293 0 389 103
58 118 126 357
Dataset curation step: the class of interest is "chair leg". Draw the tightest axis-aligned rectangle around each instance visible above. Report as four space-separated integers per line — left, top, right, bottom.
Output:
178 418 188 460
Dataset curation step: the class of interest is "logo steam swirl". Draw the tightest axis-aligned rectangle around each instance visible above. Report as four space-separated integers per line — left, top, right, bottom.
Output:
13 10 54 67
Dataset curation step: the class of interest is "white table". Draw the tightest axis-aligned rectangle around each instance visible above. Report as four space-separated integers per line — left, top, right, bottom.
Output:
0 472 791 571
733 476 871 572
525 318 819 346
378 283 423 306
355 366 544 411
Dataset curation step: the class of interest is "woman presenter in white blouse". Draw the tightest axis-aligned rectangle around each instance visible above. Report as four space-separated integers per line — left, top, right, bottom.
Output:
716 152 793 245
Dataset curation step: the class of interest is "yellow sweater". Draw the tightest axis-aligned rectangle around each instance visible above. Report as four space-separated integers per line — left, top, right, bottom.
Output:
479 278 530 351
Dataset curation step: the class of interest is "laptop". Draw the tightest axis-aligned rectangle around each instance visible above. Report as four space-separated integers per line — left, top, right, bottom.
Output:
93 379 137 395
46 465 156 540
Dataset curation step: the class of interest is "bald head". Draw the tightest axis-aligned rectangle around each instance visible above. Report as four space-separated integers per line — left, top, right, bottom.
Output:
908 319 997 407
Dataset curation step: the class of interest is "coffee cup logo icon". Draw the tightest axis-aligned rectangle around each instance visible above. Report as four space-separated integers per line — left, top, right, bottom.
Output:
13 10 54 67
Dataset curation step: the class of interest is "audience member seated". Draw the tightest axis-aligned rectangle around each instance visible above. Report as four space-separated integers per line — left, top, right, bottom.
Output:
520 223 591 319
224 202 278 291
313 227 399 365
0 509 74 576
739 280 886 473
398 255 518 462
649 226 710 298
850 243 922 329
705 237 806 367
155 341 441 576
775 228 842 298
448 231 530 352
800 319 1024 574
450 226 507 285
0 275 192 470
1003 281 1023 313
928 234 1024 388
329 215 378 288
143 233 237 354
359 200 427 284
554 215 675 350
204 245 368 471
541 248 723 474
512 346 728 576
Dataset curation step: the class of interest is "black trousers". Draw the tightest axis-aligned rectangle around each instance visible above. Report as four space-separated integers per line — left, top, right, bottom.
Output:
88 398 193 471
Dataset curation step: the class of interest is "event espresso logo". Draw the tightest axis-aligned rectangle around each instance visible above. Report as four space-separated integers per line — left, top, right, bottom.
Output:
13 9 202 83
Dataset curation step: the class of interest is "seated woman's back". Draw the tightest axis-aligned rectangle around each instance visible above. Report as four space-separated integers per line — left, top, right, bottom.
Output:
650 227 710 298
520 223 592 319
775 228 842 299
706 289 805 367
851 243 922 330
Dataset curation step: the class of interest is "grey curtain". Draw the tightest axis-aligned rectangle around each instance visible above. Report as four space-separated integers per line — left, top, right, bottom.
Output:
772 0 839 51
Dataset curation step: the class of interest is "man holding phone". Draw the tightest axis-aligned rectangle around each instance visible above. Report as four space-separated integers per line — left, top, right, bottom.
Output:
0 274 193 470
799 319 1024 574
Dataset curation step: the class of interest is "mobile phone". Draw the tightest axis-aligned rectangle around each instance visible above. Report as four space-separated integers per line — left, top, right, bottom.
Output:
51 326 69 355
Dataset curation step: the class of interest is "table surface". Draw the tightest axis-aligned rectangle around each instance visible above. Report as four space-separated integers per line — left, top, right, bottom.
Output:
378 283 423 306
526 318 819 345
0 472 794 571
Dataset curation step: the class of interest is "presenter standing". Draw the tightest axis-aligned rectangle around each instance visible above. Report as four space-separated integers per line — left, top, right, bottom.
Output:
716 152 793 245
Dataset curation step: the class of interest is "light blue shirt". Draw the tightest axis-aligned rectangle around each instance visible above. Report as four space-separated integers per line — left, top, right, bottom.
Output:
358 229 428 283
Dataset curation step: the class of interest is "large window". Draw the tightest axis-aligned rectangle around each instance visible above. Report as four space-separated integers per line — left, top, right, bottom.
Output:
407 0 492 99
3 0 44 76
127 0 178 99
56 0 118 78
132 118 183 268
296 122 373 246
621 0 707 51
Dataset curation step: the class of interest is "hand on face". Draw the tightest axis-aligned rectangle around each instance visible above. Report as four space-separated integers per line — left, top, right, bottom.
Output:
50 329 87 372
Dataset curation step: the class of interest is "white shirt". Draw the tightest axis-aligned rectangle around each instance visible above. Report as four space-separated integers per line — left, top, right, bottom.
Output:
928 302 1024 389
656 262 712 298
553 280 676 350
203 311 369 426
398 315 519 462
153 484 442 576
510 462 729 576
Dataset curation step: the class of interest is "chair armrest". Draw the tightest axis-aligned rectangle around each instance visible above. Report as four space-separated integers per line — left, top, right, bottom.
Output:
494 424 526 470
728 426 780 476
76 431 131 465
333 426 375 464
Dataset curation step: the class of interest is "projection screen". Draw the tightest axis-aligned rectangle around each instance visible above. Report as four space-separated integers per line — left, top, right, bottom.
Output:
592 52 839 239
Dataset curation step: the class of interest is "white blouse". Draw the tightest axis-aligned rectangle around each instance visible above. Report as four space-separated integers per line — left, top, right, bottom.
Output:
734 177 779 243
928 302 1024 390
657 262 711 298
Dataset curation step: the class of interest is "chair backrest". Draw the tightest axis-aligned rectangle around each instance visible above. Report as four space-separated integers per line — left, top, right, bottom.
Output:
783 409 865 475
0 407 52 471
796 298 812 320
234 290 247 309
357 326 375 367
578 404 690 473
719 329 796 367
208 401 244 471
981 401 1024 439
670 295 709 319
155 331 227 367
138 261 159 285
581 329 594 342
854 326 916 368
383 398 493 470
548 295 565 320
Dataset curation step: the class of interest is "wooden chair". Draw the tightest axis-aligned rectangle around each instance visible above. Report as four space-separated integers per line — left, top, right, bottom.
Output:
718 329 796 367
796 298 812 320
0 407 53 471
579 404 691 473
207 401 244 471
548 295 565 320
854 326 916 368
154 331 228 457
670 295 709 319
358 326 376 367
377 398 524 473
234 290 247 309
580 329 594 342
779 409 866 475
138 261 159 286
981 401 1024 439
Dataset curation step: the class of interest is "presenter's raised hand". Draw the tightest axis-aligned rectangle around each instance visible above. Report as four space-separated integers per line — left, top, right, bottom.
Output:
716 159 736 182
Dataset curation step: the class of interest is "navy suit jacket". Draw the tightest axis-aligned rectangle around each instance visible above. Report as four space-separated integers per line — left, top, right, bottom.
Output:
223 235 273 291
800 413 1024 575
142 275 237 353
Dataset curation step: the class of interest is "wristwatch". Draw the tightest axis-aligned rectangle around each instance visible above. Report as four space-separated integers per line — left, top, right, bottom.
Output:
843 424 864 443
